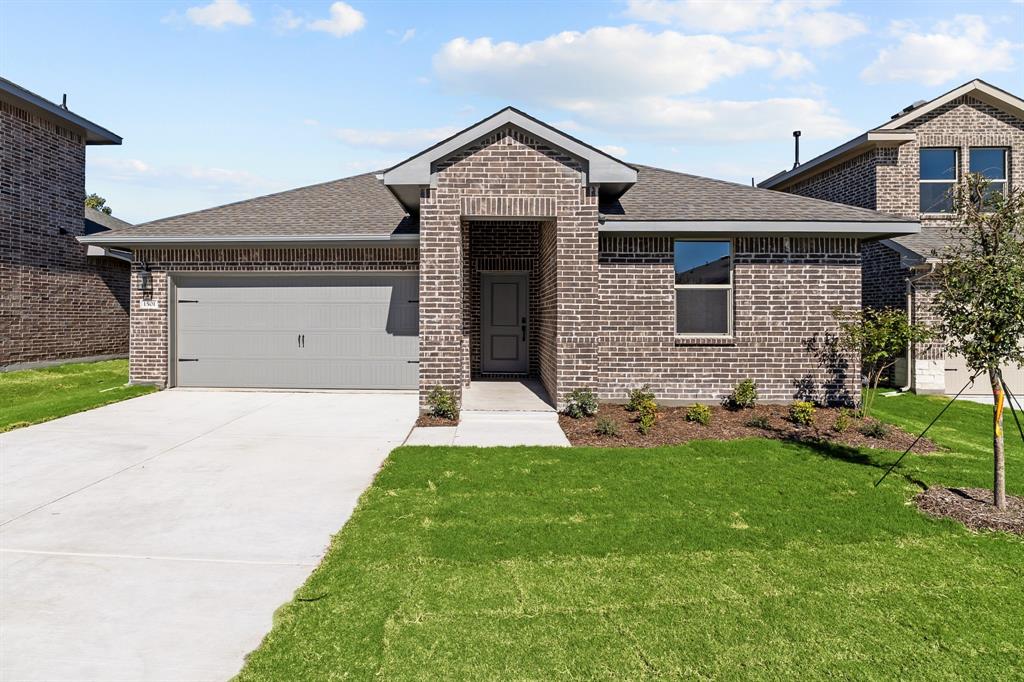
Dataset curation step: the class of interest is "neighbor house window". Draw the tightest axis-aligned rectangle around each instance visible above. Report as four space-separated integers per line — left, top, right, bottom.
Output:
674 240 732 335
919 148 958 213
970 147 1008 205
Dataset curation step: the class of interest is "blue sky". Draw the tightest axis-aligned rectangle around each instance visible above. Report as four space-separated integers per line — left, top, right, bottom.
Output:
2 0 1022 223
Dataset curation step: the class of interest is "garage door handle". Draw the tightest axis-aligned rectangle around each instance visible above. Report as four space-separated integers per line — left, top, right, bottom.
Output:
178 299 199 303
179 358 199 362
298 334 305 348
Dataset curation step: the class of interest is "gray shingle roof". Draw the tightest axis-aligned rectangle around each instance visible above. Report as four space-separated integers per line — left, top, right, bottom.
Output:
84 206 133 234
95 172 415 240
89 163 912 244
602 165 913 223
887 227 953 261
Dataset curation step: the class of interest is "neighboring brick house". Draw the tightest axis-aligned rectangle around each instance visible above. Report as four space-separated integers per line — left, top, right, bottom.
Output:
1 77 131 369
760 79 1024 398
82 108 917 409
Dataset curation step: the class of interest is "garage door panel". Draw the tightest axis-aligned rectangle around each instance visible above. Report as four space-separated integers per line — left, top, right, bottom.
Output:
945 354 1024 396
174 274 419 390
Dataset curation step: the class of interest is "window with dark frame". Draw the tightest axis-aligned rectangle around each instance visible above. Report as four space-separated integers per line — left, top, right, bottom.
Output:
919 148 958 213
674 240 732 336
970 147 1009 207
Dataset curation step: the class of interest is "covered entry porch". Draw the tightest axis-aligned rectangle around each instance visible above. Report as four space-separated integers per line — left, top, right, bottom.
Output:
459 219 558 403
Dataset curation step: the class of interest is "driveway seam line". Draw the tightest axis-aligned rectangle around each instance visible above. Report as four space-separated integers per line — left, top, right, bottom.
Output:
0 393 292 528
0 547 317 567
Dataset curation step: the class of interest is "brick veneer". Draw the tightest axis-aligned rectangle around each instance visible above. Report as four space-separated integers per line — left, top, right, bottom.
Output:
597 236 861 405
779 94 1024 393
128 246 419 385
1 98 129 366
418 126 597 408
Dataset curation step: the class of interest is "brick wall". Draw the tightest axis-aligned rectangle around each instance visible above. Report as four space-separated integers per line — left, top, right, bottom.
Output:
0 98 129 367
784 149 878 208
596 236 861 405
128 246 419 385
861 240 905 311
419 125 597 408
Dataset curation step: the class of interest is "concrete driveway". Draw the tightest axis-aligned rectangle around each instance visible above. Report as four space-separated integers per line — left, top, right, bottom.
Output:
0 389 417 681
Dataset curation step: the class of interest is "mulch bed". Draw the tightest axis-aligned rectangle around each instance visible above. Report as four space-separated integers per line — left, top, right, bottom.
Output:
559 403 938 452
415 414 459 427
916 487 1024 535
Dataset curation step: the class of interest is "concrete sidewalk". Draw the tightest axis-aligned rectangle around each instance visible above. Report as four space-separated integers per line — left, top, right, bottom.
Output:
1 389 417 681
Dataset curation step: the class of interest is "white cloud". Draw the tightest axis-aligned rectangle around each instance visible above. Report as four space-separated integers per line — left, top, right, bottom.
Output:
434 26 777 103
388 27 416 43
773 49 814 77
599 145 628 157
561 96 854 143
862 15 1018 86
90 157 272 191
624 0 866 48
332 126 460 150
308 1 365 37
185 0 253 29
273 8 303 31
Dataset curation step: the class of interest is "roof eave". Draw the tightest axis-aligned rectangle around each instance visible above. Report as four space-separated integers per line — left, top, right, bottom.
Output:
758 131 915 190
600 219 920 239
0 78 121 145
77 233 420 249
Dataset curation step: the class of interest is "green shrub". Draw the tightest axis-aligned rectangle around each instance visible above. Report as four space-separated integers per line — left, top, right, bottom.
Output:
745 415 771 430
626 384 656 412
685 403 712 426
789 401 816 426
859 421 890 439
564 388 599 419
726 379 758 409
426 387 458 421
636 408 657 435
833 408 852 433
595 417 620 437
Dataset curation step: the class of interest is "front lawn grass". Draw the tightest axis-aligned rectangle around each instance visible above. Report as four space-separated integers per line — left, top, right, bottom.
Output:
0 359 156 432
238 391 1022 680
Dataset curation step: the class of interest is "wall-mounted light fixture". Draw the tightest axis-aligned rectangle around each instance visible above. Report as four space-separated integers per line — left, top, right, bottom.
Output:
139 262 153 294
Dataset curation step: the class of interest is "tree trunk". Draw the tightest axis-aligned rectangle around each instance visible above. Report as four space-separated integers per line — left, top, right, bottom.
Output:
991 369 1007 511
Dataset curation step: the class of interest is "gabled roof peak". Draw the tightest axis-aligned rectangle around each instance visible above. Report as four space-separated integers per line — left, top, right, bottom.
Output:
382 106 636 213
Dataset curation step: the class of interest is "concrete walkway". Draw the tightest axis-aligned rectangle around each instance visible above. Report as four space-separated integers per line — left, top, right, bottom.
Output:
0 389 417 681
406 380 570 447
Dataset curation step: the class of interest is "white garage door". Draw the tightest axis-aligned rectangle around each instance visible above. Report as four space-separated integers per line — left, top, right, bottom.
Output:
173 274 419 389
945 354 1024 398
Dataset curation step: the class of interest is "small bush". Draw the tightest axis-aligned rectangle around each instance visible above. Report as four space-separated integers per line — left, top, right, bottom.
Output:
789 401 816 426
595 417 620 437
860 421 890 439
833 408 852 433
745 415 771 430
636 408 657 435
626 384 656 412
726 379 758 409
685 403 712 426
426 387 458 421
564 388 599 419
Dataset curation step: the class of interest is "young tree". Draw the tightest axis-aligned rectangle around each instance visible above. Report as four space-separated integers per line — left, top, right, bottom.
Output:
833 307 932 418
85 193 112 215
936 173 1024 510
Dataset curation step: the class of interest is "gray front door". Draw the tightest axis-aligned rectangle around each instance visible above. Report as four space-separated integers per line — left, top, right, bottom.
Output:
481 272 528 374
174 273 419 389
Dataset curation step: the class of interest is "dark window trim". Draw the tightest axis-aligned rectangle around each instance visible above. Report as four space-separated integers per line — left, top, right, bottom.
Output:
674 238 733 337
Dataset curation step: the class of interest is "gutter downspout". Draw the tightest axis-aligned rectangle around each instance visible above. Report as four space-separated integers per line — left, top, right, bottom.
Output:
903 261 937 392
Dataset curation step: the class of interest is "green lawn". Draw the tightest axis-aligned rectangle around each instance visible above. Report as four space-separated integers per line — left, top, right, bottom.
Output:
238 392 1023 680
0 359 156 432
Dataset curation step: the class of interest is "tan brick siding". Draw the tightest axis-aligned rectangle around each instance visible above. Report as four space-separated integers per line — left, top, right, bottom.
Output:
1 98 129 366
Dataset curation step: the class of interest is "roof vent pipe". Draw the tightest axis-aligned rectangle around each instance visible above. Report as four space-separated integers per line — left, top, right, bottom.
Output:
61 94 68 110
792 130 801 169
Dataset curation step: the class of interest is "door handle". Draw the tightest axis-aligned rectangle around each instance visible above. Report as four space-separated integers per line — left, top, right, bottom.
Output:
521 317 527 341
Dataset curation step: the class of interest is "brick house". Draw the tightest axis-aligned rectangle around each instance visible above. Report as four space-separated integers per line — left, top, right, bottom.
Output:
1 77 130 369
760 80 1024 398
81 108 917 409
